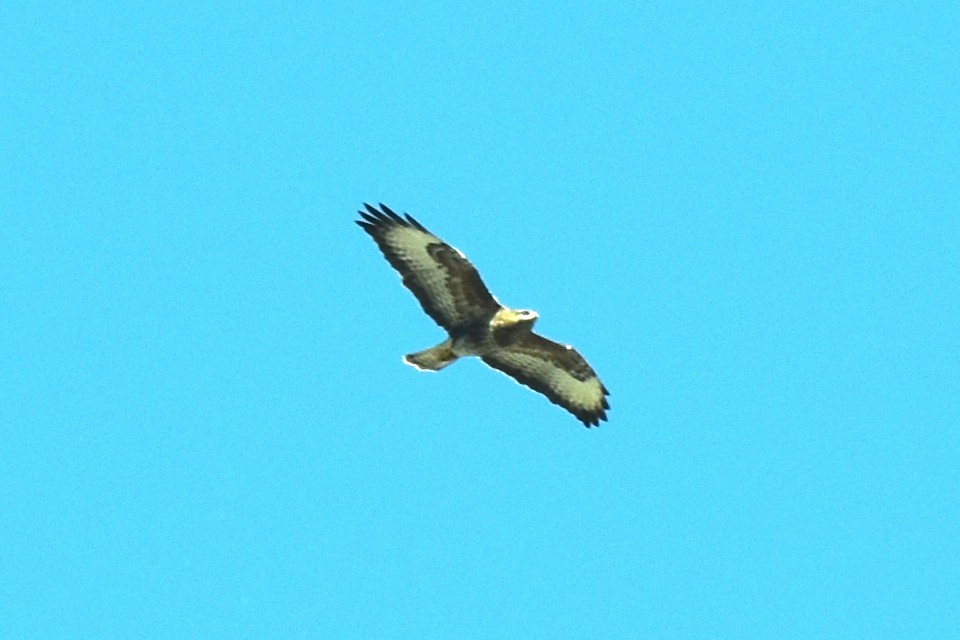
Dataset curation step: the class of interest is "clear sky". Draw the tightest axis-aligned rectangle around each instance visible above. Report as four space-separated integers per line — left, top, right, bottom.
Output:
3 1 958 638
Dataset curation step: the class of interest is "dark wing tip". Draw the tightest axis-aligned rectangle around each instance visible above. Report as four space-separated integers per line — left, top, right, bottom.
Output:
404 213 428 233
579 409 609 428
578 382 610 428
356 203 430 235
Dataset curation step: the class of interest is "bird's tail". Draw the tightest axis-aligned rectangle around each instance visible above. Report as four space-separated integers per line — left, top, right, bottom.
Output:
403 339 458 372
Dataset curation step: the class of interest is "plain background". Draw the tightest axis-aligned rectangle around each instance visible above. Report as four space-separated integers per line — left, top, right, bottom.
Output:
3 1 958 637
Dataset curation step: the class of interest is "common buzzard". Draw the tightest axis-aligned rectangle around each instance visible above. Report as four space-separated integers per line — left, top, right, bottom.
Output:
356 203 610 427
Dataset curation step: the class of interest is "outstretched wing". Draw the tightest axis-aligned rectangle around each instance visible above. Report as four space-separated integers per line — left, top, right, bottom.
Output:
481 333 610 427
356 204 501 332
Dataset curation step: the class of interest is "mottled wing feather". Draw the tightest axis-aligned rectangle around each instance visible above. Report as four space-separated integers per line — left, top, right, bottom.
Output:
356 204 501 331
481 333 610 427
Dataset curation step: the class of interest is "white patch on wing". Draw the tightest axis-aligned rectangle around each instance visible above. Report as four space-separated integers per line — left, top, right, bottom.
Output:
380 223 464 324
486 347 606 414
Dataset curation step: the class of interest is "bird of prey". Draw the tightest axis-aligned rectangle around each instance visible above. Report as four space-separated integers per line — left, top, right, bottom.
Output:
356 203 610 427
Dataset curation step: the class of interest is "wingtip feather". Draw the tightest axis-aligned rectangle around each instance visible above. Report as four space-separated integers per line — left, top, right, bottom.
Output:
356 203 438 239
404 213 428 232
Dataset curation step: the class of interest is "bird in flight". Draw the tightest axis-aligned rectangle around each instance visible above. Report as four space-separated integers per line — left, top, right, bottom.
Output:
357 203 609 427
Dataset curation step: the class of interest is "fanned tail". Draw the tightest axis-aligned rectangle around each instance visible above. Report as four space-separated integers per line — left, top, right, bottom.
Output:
403 339 458 371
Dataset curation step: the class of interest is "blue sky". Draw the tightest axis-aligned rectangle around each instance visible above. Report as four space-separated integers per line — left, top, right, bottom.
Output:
2 1 958 637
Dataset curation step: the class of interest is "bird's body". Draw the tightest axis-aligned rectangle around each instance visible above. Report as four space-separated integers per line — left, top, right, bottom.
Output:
356 203 609 427
406 308 538 371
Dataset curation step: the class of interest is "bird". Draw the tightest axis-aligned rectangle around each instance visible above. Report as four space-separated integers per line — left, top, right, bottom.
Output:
356 203 610 427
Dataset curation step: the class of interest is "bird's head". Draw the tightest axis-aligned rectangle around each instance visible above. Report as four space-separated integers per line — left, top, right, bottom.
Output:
510 309 540 331
491 308 539 333
512 309 539 327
